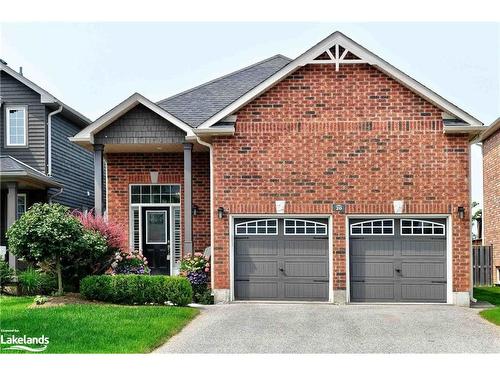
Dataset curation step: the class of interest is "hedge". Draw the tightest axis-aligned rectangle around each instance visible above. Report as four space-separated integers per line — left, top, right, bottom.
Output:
80 275 193 306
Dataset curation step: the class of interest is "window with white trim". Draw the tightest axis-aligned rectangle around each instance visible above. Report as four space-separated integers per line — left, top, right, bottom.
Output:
400 219 445 236
17 193 27 219
6 106 27 146
284 219 327 235
350 219 394 235
130 184 180 204
235 219 278 235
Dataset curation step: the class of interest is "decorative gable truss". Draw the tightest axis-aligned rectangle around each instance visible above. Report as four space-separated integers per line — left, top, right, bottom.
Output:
310 44 367 71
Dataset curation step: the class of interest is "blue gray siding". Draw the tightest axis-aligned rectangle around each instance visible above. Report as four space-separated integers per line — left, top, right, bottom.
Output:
0 71 46 172
94 104 186 144
50 114 94 209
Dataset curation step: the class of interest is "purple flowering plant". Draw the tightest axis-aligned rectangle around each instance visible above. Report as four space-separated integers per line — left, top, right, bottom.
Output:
108 249 150 275
179 252 210 286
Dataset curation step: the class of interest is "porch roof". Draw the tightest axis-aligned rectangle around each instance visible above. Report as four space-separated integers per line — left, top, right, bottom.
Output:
0 155 62 188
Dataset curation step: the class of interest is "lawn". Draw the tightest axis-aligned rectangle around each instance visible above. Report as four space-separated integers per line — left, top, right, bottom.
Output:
0 296 198 353
473 286 500 326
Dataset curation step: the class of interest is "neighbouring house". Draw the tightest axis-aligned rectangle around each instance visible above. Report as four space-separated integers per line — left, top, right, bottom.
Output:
480 118 500 285
71 31 485 306
0 61 94 269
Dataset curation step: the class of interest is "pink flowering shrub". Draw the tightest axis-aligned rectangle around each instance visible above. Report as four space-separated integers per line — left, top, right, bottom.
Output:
73 210 127 252
179 252 212 304
109 249 150 275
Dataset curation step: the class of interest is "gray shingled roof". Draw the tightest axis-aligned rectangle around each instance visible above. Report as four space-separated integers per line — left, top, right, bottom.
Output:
0 155 62 187
157 55 291 128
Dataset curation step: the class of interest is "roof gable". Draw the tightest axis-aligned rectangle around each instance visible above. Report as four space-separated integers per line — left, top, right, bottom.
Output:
197 31 483 129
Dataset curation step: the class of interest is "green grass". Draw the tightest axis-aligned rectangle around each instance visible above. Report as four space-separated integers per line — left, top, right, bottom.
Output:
0 296 198 353
473 286 500 326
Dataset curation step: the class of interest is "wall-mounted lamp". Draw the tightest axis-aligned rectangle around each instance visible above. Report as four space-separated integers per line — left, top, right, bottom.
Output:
458 206 465 220
217 207 225 220
192 205 199 216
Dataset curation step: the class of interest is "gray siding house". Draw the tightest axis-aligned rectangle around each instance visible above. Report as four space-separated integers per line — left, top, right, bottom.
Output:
0 61 94 268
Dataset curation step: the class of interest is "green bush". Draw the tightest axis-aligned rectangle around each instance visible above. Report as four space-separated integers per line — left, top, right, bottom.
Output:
17 267 57 295
0 260 14 293
80 275 193 306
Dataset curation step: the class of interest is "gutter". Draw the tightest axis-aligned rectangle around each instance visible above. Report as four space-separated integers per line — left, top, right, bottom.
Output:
47 105 63 175
48 187 64 203
194 135 215 291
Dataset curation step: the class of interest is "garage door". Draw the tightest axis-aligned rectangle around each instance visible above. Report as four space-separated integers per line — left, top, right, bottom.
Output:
234 218 329 301
349 218 447 303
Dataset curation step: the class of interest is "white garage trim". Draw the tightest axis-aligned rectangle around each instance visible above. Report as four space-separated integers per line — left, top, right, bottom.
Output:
229 214 333 303
345 214 453 305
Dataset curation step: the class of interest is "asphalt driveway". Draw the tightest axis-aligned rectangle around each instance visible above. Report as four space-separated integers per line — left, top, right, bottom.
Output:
155 303 500 353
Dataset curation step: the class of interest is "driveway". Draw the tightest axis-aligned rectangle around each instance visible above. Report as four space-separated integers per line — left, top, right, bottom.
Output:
155 303 500 353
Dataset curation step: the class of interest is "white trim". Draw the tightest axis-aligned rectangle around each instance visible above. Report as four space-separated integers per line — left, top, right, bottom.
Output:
345 214 453 305
478 117 500 141
350 218 394 236
145 210 168 245
72 93 195 144
5 106 28 147
234 219 278 236
198 31 482 129
444 125 485 135
283 218 327 236
399 219 446 236
16 193 27 219
229 214 333 303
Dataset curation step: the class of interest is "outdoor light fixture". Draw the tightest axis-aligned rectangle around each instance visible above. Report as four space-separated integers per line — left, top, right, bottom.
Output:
217 207 225 219
192 205 199 216
458 206 465 220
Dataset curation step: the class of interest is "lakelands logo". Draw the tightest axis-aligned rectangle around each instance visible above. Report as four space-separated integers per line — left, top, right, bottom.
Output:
1 329 49 352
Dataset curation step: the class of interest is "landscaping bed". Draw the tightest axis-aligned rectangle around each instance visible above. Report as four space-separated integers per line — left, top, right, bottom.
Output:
473 286 500 326
0 296 198 353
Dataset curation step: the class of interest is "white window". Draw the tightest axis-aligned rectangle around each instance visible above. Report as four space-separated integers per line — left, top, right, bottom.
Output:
350 219 394 235
401 219 445 236
284 219 327 235
235 219 278 235
130 184 180 204
17 193 27 219
6 106 27 146
145 210 168 244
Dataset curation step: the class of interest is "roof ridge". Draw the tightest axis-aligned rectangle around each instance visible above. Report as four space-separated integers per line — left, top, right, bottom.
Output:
157 54 291 105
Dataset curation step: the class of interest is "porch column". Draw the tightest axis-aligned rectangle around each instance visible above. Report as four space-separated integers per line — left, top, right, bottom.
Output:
183 143 193 255
94 144 104 216
6 182 18 270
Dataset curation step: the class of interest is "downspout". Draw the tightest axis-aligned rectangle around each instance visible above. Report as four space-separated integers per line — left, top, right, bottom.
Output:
47 105 63 176
48 187 64 203
195 135 215 291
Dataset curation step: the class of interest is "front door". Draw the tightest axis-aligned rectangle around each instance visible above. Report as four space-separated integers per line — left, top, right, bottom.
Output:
141 207 170 275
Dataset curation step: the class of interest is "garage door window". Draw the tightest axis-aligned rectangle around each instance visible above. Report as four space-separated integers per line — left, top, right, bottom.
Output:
284 219 327 235
235 219 278 235
350 219 394 235
400 219 445 235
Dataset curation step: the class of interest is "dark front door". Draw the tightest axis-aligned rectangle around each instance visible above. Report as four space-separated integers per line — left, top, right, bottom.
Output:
141 207 170 275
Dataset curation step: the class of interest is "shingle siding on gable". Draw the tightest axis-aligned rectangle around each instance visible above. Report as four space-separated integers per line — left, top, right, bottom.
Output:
0 71 46 173
49 114 94 209
210 63 470 293
94 104 186 144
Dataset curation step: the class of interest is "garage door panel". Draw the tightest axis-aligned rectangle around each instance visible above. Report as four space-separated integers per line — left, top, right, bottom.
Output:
236 260 279 278
235 239 279 256
401 240 446 257
284 239 328 257
402 262 445 278
351 261 394 278
284 282 328 300
351 282 395 301
350 239 395 257
235 281 279 300
284 261 328 278
401 283 446 301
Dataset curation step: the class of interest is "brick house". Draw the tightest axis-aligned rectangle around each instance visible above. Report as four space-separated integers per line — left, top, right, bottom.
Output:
72 31 485 305
480 118 500 284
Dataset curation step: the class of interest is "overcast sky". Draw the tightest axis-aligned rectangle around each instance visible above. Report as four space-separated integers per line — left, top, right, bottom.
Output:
1 22 498 204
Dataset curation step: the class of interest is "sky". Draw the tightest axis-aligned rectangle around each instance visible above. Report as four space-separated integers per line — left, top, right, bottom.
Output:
1 22 498 205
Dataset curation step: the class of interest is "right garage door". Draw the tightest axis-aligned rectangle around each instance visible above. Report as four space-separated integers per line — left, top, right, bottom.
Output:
349 218 447 303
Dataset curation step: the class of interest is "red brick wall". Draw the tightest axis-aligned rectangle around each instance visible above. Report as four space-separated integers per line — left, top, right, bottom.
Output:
211 63 471 292
483 129 500 283
106 152 210 254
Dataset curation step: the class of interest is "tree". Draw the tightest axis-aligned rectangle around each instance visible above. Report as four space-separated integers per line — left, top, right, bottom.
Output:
6 203 84 294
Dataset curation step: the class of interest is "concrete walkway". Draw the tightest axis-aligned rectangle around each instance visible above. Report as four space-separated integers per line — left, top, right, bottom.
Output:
155 303 500 353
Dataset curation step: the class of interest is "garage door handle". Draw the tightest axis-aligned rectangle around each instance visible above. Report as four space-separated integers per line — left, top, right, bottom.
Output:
236 279 250 282
279 268 285 272
313 279 328 283
431 281 446 284
395 268 402 273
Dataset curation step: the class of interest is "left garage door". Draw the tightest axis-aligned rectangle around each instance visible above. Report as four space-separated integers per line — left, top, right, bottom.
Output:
234 218 329 301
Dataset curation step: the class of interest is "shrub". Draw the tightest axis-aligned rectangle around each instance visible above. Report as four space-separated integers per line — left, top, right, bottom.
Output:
110 250 149 275
73 210 127 252
17 267 57 295
0 260 14 293
6 203 84 293
80 275 192 306
179 252 212 304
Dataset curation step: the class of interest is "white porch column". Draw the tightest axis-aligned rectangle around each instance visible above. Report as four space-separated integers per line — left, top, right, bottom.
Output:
183 143 193 255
